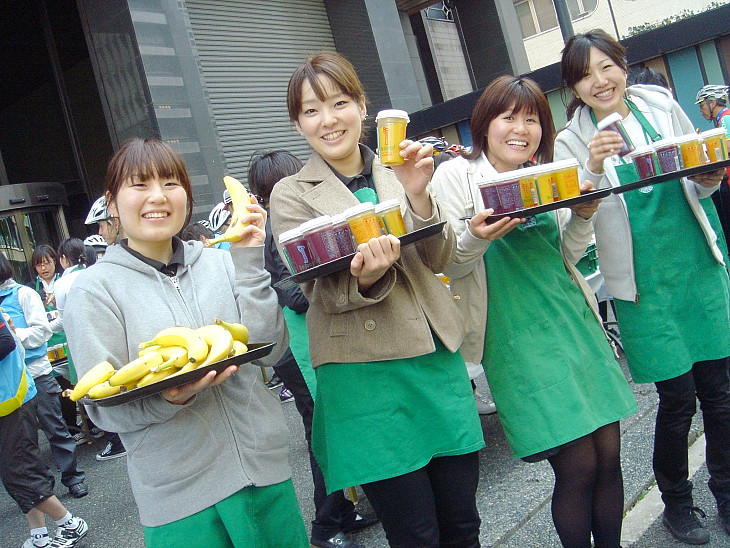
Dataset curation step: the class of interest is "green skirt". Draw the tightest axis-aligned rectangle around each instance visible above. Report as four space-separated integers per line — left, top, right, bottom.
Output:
311 339 485 493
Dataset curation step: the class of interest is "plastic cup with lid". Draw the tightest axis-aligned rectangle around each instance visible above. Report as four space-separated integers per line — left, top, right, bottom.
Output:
596 112 635 157
376 110 409 166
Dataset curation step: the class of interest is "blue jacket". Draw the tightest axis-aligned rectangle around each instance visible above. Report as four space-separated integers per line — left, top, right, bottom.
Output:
0 321 35 416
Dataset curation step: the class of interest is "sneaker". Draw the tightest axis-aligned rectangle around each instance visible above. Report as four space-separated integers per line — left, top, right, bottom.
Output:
720 503 730 536
279 386 294 403
89 426 105 439
95 442 126 461
310 532 362 548
662 505 710 545
474 392 496 415
265 373 283 390
72 432 89 446
23 534 50 548
68 482 88 498
49 517 88 548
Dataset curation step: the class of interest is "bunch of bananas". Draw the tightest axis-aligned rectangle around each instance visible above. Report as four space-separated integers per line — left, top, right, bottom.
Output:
69 319 249 401
206 175 253 246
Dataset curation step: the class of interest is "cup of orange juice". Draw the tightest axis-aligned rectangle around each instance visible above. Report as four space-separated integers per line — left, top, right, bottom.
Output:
376 110 409 166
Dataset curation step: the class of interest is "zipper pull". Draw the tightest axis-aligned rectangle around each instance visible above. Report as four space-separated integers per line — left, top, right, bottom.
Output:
170 276 181 291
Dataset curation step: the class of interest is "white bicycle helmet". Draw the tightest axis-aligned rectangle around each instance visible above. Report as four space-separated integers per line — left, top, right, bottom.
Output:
85 196 110 225
695 84 729 104
208 202 231 232
83 234 108 248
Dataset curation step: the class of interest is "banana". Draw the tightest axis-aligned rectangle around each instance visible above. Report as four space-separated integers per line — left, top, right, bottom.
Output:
198 327 234 367
230 340 248 356
150 346 189 372
109 352 164 387
70 361 116 401
138 345 161 357
139 326 209 364
195 324 226 347
88 381 122 399
136 367 178 388
214 318 249 344
206 176 252 246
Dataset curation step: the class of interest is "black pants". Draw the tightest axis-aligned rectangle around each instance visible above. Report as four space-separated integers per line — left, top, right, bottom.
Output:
273 350 358 541
33 374 85 487
0 398 55 513
360 452 481 548
653 356 730 509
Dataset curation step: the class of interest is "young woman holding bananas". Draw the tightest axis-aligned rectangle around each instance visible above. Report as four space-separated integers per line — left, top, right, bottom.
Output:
63 138 308 547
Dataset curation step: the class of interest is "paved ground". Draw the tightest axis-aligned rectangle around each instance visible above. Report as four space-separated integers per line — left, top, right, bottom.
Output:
2 355 729 547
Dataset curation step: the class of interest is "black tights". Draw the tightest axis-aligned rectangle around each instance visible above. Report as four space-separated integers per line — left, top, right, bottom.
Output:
547 422 623 548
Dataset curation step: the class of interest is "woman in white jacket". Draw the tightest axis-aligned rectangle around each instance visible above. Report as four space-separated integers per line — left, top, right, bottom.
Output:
555 29 730 545
431 75 636 548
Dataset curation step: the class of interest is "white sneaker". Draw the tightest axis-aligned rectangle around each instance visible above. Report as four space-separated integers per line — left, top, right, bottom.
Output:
22 535 49 548
475 393 496 415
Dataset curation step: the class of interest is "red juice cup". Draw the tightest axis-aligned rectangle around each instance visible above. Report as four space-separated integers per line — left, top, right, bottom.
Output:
654 138 682 173
596 112 635 157
477 180 503 214
331 213 356 255
629 144 658 179
279 227 318 273
301 215 341 264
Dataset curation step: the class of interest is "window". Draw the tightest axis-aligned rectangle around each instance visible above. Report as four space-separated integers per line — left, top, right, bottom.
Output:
514 0 596 38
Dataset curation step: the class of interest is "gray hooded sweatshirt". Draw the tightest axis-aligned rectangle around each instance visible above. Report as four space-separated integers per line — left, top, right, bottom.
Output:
64 240 289 527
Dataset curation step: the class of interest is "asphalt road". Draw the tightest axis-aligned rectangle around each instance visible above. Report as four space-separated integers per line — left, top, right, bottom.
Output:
2 356 730 547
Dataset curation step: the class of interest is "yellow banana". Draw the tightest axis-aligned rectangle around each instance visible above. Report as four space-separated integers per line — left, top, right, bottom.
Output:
88 381 122 399
206 176 252 246
109 352 164 386
70 361 116 401
139 326 209 364
214 318 249 344
195 324 226 347
198 328 234 367
138 345 161 357
230 340 248 356
136 367 177 388
150 346 188 372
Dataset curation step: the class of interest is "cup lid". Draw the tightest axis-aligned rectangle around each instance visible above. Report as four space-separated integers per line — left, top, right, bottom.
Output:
674 133 702 144
629 144 655 156
343 202 375 217
331 213 348 225
546 158 579 170
595 112 624 130
653 138 679 149
375 198 402 213
701 127 727 138
300 215 333 232
279 227 303 243
376 109 410 122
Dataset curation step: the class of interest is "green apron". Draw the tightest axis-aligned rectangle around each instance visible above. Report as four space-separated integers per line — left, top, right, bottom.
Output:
605 105 730 383
282 307 316 396
310 185 484 493
484 212 636 459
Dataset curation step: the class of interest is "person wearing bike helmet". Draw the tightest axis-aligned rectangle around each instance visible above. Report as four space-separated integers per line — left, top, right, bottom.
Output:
208 202 231 250
84 197 120 246
696 85 730 130
83 234 108 261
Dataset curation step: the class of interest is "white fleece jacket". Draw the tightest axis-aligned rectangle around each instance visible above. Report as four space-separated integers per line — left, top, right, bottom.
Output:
555 84 723 301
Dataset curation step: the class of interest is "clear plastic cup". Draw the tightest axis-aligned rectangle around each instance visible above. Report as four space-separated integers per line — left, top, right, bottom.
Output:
550 159 581 199
301 215 341 264
376 110 409 166
279 227 318 273
530 164 559 204
629 144 658 180
476 180 503 214
654 138 682 174
375 199 407 237
491 172 523 213
344 202 382 245
596 112 635 157
675 133 705 168
331 213 356 255
701 128 729 163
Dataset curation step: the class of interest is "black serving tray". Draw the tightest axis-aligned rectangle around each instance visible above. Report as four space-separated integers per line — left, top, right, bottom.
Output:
274 221 447 290
463 188 613 223
79 342 276 407
611 158 730 195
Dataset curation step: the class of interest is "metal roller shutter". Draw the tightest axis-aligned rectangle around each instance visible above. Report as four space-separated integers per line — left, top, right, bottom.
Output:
185 0 335 185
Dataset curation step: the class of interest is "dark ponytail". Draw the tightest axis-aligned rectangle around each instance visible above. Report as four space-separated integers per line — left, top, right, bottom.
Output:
57 238 87 267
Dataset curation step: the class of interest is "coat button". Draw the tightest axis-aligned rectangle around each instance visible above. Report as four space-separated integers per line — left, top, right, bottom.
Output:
364 320 376 331
338 294 346 305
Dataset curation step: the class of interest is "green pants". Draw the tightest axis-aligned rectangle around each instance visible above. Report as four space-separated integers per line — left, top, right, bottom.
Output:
143 479 308 548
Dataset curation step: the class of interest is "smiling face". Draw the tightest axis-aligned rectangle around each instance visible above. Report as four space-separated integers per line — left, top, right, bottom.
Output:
108 174 188 263
295 75 366 176
572 46 629 122
485 105 542 173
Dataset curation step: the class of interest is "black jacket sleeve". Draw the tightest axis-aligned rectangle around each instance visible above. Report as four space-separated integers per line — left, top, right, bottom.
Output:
0 321 18 362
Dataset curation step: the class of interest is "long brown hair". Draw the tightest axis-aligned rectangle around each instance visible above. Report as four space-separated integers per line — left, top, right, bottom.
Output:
287 51 366 122
104 138 194 229
561 29 628 119
465 75 554 164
